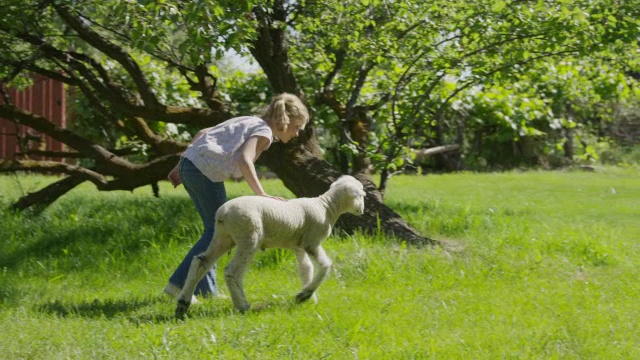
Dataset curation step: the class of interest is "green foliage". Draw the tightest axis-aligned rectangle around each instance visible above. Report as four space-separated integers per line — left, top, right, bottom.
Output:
219 70 271 116
85 0 261 65
286 0 640 174
0 0 268 156
67 55 207 152
444 60 640 170
1 0 638 180
1 169 639 357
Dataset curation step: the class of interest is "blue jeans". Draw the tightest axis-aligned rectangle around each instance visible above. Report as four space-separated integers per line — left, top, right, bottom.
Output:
169 158 227 296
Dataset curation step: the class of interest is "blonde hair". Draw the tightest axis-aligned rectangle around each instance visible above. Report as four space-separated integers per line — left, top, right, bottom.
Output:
261 93 309 132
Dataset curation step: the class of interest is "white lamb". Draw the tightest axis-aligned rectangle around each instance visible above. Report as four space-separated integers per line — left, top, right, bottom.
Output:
175 175 366 319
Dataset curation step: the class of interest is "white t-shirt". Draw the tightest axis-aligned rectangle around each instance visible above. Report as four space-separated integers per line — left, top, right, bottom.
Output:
183 116 273 182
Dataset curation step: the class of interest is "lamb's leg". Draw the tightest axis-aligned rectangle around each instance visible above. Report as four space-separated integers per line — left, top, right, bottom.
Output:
296 245 332 303
294 248 317 303
175 233 234 320
224 243 256 312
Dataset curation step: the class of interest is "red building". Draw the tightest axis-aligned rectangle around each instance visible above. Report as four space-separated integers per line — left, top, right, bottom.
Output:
0 74 68 161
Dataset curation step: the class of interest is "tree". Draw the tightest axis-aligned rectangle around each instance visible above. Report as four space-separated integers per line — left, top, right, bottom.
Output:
285 0 639 189
1 0 638 244
0 0 431 244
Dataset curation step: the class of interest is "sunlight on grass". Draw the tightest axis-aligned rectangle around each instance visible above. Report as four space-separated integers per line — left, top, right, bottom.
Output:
1 168 638 358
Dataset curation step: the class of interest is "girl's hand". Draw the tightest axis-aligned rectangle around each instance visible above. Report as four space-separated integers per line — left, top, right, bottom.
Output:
264 194 287 202
168 166 181 188
255 191 286 201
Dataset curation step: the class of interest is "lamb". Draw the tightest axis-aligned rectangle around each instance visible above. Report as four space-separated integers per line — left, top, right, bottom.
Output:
175 175 366 319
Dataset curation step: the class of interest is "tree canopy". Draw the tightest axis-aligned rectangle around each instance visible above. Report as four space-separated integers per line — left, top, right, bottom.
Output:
1 0 638 243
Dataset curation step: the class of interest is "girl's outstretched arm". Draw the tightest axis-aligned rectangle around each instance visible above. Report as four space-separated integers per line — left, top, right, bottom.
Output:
237 136 285 201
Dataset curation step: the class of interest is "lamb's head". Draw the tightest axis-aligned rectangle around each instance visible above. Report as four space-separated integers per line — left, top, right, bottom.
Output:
330 175 366 215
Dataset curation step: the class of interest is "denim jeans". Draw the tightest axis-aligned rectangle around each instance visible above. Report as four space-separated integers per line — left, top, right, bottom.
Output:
168 158 227 296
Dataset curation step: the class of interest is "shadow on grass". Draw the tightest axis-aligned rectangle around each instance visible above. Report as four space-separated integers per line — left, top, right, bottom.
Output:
1 196 195 272
198 298 303 320
0 279 18 304
37 296 173 322
1 225 118 271
35 295 301 323
164 297 304 322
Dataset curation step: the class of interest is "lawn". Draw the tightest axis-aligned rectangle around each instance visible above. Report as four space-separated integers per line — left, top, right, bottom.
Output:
0 168 638 359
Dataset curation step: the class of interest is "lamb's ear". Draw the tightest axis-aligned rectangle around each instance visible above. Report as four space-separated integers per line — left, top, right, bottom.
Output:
348 183 366 196
330 175 349 188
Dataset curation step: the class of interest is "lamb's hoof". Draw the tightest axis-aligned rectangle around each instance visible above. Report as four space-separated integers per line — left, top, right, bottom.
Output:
296 290 313 303
235 303 251 313
175 299 191 320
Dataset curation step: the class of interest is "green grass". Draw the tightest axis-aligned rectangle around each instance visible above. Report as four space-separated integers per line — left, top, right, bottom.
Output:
1 168 638 359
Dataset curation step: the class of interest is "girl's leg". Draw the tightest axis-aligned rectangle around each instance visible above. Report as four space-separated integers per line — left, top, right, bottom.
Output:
168 158 227 296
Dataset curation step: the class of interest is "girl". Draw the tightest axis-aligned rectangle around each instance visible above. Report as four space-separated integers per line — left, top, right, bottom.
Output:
164 93 309 299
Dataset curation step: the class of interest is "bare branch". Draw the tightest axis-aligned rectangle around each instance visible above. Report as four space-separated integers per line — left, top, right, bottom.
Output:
97 153 180 191
0 103 136 175
15 31 126 105
345 62 375 122
13 31 229 127
22 64 79 85
53 4 162 110
193 64 228 113
0 85 12 105
0 159 108 186
18 150 84 159
322 49 346 92
413 144 460 160
128 117 187 154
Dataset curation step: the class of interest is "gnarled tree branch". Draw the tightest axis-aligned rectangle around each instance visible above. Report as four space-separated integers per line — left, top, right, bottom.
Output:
53 4 162 111
0 159 107 185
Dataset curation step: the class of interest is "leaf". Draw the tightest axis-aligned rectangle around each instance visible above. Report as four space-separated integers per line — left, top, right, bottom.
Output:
492 1 506 12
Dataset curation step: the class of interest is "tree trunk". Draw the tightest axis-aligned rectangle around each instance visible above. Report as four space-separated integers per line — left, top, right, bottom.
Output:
563 128 574 160
249 3 434 245
349 114 372 174
1 1 435 247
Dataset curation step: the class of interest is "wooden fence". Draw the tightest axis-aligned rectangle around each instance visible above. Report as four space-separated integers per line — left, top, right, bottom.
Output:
0 74 67 161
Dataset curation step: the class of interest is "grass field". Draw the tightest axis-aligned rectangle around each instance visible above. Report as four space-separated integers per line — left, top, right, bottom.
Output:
0 168 638 359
